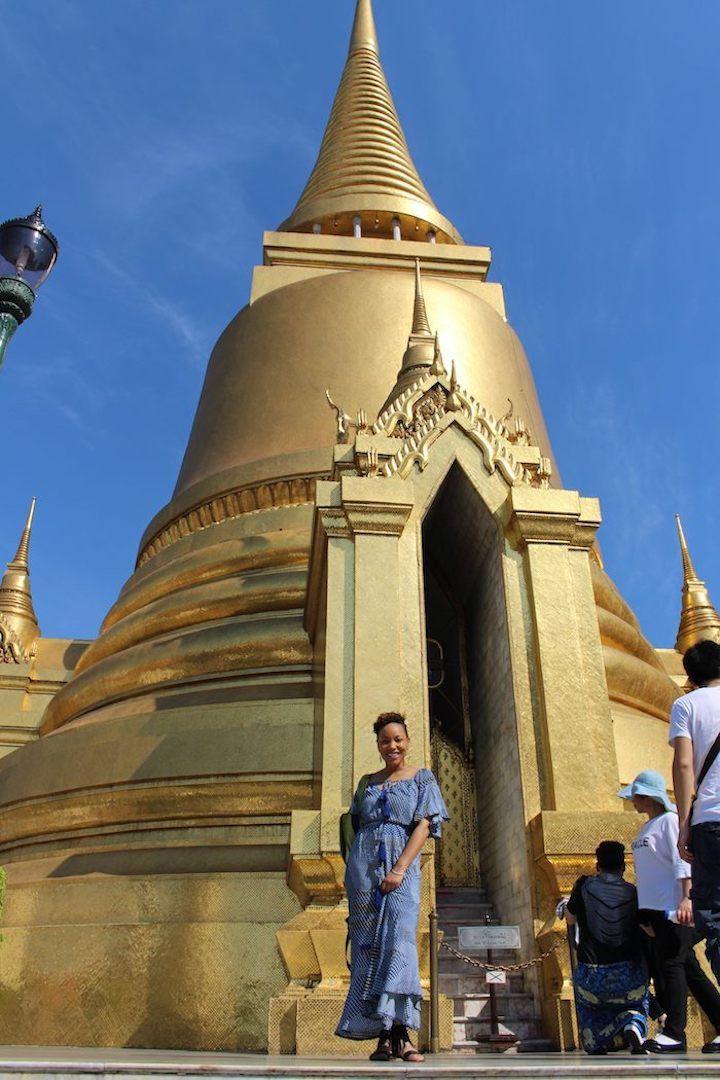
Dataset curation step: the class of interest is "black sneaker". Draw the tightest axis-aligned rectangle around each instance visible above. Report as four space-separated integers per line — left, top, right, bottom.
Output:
702 1036 720 1054
623 1024 648 1055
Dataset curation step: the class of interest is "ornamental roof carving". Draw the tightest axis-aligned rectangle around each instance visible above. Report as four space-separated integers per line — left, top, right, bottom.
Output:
325 260 551 489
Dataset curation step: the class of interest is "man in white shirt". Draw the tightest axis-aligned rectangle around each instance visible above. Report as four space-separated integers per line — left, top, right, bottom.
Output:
671 639 720 989
620 769 720 1054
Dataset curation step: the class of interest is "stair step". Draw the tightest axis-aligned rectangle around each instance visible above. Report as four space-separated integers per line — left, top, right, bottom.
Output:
438 909 495 922
436 886 545 1051
436 904 496 921
453 1017 544 1044
453 993 536 1020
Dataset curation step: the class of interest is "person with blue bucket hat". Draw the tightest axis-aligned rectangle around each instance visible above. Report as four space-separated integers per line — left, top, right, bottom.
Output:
620 769 720 1053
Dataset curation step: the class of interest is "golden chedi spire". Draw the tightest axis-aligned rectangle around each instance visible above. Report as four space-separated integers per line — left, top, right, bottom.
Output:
381 259 439 409
279 0 463 244
0 498 40 662
675 514 720 654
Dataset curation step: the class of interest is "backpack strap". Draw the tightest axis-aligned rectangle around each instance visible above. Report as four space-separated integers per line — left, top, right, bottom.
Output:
350 773 371 832
691 728 720 824
696 729 720 792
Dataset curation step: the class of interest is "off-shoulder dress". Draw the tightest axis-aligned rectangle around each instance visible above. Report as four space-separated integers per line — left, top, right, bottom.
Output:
336 767 449 1039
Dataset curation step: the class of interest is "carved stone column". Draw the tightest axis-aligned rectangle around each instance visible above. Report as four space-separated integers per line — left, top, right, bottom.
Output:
271 474 430 1056
508 486 624 1048
508 486 619 811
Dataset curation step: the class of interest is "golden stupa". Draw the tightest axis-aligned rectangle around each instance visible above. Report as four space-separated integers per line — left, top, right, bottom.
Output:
0 0 709 1054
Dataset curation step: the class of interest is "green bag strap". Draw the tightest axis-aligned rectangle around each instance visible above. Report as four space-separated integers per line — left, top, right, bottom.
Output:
355 772 371 807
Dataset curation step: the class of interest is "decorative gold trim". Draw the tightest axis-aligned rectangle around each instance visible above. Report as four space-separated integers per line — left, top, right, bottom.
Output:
137 476 326 569
0 777 314 852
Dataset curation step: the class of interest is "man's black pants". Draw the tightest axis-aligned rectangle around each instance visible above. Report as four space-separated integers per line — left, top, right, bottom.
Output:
646 912 720 1043
691 822 720 986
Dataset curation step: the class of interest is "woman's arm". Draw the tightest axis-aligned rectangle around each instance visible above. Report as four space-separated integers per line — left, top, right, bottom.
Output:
380 818 431 894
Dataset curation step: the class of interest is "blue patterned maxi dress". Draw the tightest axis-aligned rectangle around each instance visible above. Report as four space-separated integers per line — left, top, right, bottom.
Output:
336 768 449 1039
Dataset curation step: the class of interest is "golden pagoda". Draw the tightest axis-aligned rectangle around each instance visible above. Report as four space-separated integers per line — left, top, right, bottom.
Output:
674 515 720 655
0 0 690 1055
0 499 39 663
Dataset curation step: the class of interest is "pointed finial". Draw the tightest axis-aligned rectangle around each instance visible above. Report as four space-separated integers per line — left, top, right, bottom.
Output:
412 260 432 336
10 498 36 572
431 332 446 377
676 514 700 584
446 361 463 412
349 0 379 55
31 205 43 223
0 499 39 662
674 515 720 654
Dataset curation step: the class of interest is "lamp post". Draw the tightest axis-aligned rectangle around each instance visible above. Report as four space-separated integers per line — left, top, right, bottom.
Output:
0 206 58 372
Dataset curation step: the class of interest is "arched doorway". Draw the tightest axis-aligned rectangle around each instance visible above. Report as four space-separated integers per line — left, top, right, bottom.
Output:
423 463 515 901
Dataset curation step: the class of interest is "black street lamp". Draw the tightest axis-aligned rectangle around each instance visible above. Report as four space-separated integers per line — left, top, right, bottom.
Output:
0 206 59 371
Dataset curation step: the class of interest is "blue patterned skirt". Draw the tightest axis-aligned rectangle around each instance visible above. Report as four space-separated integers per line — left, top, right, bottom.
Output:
574 960 649 1053
336 822 422 1039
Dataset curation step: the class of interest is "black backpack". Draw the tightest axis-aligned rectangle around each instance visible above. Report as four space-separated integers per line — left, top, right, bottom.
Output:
580 874 638 949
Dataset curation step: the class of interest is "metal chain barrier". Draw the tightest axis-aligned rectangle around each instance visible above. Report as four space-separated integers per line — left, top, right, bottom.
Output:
440 937 562 973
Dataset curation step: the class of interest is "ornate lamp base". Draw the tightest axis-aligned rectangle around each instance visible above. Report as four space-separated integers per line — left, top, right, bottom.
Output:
0 277 35 371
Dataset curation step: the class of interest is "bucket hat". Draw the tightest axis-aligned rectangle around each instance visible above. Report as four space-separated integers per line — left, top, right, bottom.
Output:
618 769 674 812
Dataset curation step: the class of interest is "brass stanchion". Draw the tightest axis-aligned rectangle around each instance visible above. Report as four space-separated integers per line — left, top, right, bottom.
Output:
429 909 440 1053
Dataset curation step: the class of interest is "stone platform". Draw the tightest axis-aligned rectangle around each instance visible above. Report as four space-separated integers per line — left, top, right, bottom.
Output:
0 1048 716 1080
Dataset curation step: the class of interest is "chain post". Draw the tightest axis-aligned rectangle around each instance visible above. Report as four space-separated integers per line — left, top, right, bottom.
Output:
429 909 440 1054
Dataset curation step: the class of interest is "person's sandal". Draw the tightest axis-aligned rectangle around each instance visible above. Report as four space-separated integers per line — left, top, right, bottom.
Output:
369 1030 393 1061
392 1024 424 1062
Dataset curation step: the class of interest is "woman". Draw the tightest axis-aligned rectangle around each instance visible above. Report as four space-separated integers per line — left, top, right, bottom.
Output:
336 712 449 1062
619 769 720 1054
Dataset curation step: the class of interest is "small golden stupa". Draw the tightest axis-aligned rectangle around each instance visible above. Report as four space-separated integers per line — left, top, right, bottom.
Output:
0 0 708 1054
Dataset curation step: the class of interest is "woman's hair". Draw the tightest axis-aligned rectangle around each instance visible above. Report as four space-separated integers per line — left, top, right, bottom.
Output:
373 712 409 738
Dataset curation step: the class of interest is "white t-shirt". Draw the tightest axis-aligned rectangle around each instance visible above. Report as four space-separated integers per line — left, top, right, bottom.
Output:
669 685 720 825
631 812 691 913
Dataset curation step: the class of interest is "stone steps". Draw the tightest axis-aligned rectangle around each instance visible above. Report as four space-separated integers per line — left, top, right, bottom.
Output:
436 885 541 1053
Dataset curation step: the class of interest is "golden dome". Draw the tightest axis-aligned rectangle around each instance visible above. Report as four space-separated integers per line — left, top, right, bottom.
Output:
174 269 555 497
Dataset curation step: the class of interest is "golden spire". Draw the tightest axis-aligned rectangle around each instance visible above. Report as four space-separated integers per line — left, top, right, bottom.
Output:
279 0 462 244
0 499 40 662
675 514 720 654
412 258 431 335
349 0 379 54
380 261 438 410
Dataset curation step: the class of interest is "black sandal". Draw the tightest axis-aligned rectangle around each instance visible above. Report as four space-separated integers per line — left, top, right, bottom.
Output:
369 1030 393 1061
391 1023 424 1062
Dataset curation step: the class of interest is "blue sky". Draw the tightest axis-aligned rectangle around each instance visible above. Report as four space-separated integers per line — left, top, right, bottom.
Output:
1 0 718 647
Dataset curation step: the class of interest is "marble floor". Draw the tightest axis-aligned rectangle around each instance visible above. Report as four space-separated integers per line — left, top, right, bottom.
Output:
0 1046 716 1080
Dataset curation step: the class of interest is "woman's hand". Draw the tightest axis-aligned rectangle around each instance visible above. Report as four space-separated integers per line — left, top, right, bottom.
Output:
380 868 405 894
677 897 694 926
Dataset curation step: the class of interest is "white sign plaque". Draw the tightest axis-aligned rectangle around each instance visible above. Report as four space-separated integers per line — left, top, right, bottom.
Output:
458 925 521 952
485 969 507 985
